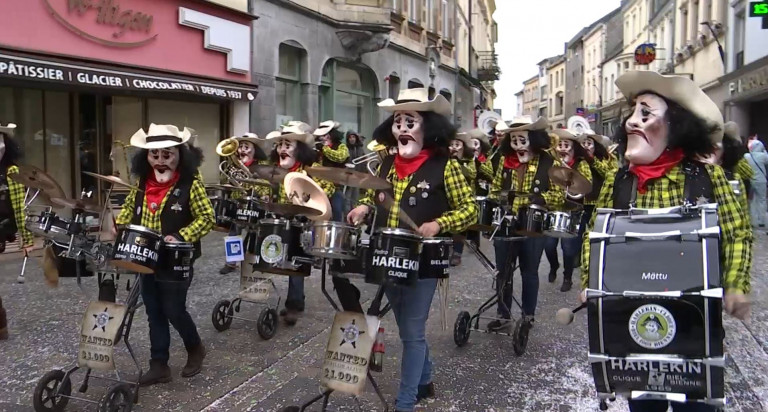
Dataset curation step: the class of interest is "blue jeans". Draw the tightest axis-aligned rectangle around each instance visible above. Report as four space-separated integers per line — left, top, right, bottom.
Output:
141 270 201 363
544 236 581 282
493 237 546 317
331 189 344 222
628 400 716 411
452 231 479 256
285 276 305 311
385 278 438 412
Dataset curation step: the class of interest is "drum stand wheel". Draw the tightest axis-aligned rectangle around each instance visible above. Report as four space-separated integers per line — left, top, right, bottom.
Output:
211 299 235 332
98 383 134 412
453 311 472 347
512 318 531 356
256 308 279 340
33 369 72 412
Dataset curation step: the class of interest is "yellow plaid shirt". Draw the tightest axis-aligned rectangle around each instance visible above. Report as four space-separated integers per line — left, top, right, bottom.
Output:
585 157 619 206
359 158 477 233
477 159 495 182
580 162 752 294
7 165 33 245
489 154 566 214
322 143 350 163
457 158 477 194
116 174 214 242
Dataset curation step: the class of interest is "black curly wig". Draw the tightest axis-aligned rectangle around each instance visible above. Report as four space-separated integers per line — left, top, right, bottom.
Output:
0 133 21 168
269 140 317 167
451 138 475 160
721 135 748 172
327 128 344 148
562 138 590 163
131 144 204 180
587 136 611 161
373 111 457 158
614 92 717 160
499 129 550 157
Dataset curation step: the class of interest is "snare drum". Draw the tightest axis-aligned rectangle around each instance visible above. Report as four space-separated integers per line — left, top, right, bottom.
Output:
247 218 311 276
366 228 421 286
210 196 238 233
419 238 453 279
235 196 265 227
543 211 579 239
329 238 369 280
469 197 498 232
156 242 194 282
25 211 73 243
302 221 359 260
515 204 547 237
110 225 162 274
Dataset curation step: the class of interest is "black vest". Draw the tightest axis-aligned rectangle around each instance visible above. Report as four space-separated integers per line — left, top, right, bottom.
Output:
612 160 714 209
0 168 17 240
499 153 554 195
131 174 200 259
374 154 450 232
322 142 347 168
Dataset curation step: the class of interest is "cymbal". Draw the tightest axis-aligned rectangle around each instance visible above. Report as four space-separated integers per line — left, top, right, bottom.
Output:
12 165 65 197
305 166 392 190
205 184 246 192
237 178 272 187
29 191 63 209
284 172 332 221
82 171 140 191
50 197 102 213
548 166 592 195
251 165 289 185
260 202 322 217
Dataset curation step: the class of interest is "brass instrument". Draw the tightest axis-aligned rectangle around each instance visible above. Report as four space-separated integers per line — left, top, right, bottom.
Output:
216 137 253 187
351 139 390 175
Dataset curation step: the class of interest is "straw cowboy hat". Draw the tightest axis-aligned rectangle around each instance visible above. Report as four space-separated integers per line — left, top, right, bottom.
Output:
504 115 548 132
284 172 332 221
460 128 490 147
313 120 341 137
551 128 586 143
0 123 17 136
265 122 315 146
130 123 192 149
235 132 271 152
723 121 742 144
453 131 474 149
615 70 724 143
378 88 452 117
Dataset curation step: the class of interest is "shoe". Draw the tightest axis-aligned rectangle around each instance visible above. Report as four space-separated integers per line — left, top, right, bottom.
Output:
487 319 511 331
139 360 172 386
449 254 461 267
416 382 435 402
283 309 299 326
181 343 206 378
522 315 535 328
279 308 287 317
219 264 237 275
560 280 572 292
548 268 557 283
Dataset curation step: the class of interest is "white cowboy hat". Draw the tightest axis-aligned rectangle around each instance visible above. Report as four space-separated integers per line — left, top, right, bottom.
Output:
551 128 586 143
284 172 332 221
235 132 271 152
130 123 191 149
494 120 510 133
505 115 548 132
0 123 17 136
723 121 742 144
615 70 724 143
461 128 490 147
582 131 612 148
265 122 315 146
378 88 452 117
313 120 341 137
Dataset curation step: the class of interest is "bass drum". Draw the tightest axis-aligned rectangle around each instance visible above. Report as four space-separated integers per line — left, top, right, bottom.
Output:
366 228 421 286
247 218 311 276
110 225 162 274
418 238 452 279
156 242 194 282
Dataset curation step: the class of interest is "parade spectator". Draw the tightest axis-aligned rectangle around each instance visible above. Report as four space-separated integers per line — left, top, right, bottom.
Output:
745 137 768 228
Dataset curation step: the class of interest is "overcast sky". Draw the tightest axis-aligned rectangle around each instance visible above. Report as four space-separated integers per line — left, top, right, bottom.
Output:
492 0 621 117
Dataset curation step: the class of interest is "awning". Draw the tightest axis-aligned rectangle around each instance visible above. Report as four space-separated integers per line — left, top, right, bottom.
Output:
0 51 258 102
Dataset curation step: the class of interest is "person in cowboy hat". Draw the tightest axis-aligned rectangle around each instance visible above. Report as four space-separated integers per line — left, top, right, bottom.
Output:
0 122 33 340
258 122 335 326
487 115 565 331
314 120 349 221
544 126 592 292
346 88 477 412
447 129 479 266
466 128 496 197
580 71 752 412
218 132 270 275
114 123 215 385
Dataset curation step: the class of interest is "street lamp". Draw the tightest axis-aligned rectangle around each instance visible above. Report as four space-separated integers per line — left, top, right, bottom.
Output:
700 22 726 66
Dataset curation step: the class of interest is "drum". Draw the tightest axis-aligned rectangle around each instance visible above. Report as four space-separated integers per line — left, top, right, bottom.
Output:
543 211 580 238
418 238 453 279
515 204 547 237
366 228 421 286
330 238 369 280
51 242 94 278
587 206 724 405
156 242 194 282
235 196 265 227
109 225 162 274
25 211 73 244
246 218 311 276
302 221 359 260
469 197 499 232
210 196 238 233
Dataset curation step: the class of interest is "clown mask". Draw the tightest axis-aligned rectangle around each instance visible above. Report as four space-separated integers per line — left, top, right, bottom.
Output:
581 137 595 157
509 131 532 163
237 141 256 166
276 138 297 169
392 111 424 159
147 147 179 183
557 139 575 165
449 139 464 158
625 94 669 166
470 138 482 157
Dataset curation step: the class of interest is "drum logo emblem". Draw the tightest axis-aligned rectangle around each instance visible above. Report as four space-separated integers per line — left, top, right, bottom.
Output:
260 234 284 264
628 304 676 349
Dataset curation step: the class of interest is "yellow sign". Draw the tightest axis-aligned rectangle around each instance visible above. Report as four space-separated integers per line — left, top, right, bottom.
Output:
320 312 380 395
78 301 127 371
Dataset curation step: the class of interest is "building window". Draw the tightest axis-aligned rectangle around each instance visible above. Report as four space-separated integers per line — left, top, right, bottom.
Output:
276 43 304 128
319 60 377 138
388 74 401 98
690 1 699 44
610 74 615 98
407 79 424 88
549 74 553 87
702 0 711 25
409 0 419 22
555 92 564 116
441 0 451 39
734 9 745 69
439 89 452 102
680 5 689 45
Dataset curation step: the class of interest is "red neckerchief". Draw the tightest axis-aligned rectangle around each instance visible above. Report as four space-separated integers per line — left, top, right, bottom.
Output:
244 158 254 167
629 148 685 194
289 162 302 172
477 153 487 163
566 157 576 168
394 149 432 179
145 170 180 214
503 155 521 170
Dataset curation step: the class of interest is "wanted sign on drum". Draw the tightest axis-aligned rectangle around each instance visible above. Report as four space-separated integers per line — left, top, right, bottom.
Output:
320 312 380 395
78 301 127 371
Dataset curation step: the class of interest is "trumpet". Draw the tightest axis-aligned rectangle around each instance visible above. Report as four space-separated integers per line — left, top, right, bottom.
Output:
216 137 253 186
351 140 390 175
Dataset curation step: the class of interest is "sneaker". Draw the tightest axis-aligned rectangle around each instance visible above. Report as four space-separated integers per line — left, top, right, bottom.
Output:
416 382 435 401
487 319 511 331
560 280 573 292
219 264 237 275
449 254 461 267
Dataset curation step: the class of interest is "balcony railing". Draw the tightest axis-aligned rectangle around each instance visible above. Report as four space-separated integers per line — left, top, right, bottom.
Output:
477 50 500 82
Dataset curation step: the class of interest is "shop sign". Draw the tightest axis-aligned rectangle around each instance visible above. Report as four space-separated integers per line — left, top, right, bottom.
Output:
728 66 768 99
0 54 256 101
634 43 657 65
43 0 158 48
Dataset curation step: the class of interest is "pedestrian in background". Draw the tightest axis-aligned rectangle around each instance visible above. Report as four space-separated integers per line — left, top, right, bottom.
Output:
745 136 768 228
345 130 365 214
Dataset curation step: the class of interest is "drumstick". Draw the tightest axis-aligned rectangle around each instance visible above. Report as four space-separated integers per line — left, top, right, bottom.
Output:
381 193 420 232
556 303 587 325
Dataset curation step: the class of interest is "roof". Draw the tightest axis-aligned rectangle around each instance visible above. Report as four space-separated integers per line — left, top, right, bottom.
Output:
546 54 566 68
537 55 562 67
567 6 620 47
522 74 539 85
515 89 524 96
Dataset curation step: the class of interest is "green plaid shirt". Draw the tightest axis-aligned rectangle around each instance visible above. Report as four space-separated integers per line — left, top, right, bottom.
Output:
116 174 214 242
359 158 477 233
322 143 350 163
7 165 33 245
580 162 752 294
488 155 566 214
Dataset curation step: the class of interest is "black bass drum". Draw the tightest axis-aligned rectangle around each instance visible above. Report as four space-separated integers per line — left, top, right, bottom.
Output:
418 238 452 279
366 228 421 286
248 218 311 276
156 242 194 282
110 225 162 274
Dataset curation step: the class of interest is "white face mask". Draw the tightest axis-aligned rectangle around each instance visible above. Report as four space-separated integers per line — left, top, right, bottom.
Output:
624 94 669 166
276 139 297 169
0 135 5 163
509 131 532 163
470 138 482 156
392 111 425 159
449 140 464 158
147 147 180 183
581 137 595 156
557 139 575 165
237 141 256 165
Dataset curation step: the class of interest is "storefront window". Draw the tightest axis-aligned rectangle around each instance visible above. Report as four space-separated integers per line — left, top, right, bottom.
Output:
319 60 376 137
107 96 143 183
45 91 72 197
